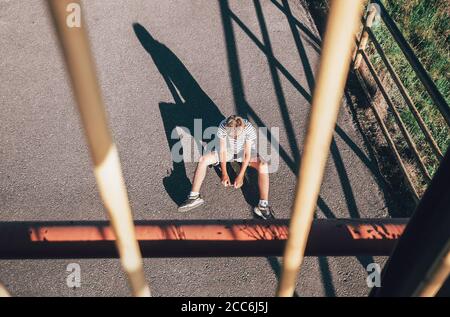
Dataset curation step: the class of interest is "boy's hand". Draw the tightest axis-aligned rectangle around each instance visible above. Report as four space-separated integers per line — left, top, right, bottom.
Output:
221 173 231 187
234 175 244 189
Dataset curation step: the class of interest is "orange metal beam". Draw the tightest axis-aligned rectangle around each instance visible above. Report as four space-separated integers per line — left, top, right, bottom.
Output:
0 219 407 258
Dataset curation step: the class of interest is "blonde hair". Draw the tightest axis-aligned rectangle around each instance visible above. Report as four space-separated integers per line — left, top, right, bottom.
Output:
225 115 244 128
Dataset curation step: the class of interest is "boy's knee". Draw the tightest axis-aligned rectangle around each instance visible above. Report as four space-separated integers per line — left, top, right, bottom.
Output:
199 155 208 166
258 161 269 173
199 154 214 167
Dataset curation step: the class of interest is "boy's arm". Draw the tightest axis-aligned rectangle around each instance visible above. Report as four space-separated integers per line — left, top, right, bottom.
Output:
219 137 228 176
238 141 252 178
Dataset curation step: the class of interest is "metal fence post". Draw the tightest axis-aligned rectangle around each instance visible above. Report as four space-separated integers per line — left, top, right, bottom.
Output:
276 0 364 297
354 3 378 69
47 0 150 297
0 283 11 297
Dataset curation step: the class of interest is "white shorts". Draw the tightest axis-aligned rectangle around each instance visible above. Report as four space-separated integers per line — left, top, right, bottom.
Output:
211 150 258 164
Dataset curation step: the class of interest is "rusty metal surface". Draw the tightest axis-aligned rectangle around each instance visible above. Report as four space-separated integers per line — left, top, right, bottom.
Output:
0 219 407 258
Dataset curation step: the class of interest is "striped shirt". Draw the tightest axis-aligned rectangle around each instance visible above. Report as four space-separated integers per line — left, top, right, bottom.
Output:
216 119 257 154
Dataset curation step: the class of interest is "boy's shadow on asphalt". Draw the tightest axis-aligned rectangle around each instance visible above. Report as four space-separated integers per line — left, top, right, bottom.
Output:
133 23 259 208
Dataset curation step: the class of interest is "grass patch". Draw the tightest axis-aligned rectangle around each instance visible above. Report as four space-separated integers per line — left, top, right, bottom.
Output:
304 0 449 207
369 0 450 180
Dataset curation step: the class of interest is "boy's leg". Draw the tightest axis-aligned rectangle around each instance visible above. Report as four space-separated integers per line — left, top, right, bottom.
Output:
249 157 269 201
250 158 274 220
191 151 219 193
178 152 218 212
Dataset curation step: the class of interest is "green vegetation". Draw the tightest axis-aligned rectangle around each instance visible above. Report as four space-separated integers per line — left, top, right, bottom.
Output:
305 0 448 199
368 0 450 180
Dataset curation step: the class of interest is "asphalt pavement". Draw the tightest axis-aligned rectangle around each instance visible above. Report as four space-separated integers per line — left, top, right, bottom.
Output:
0 0 393 296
